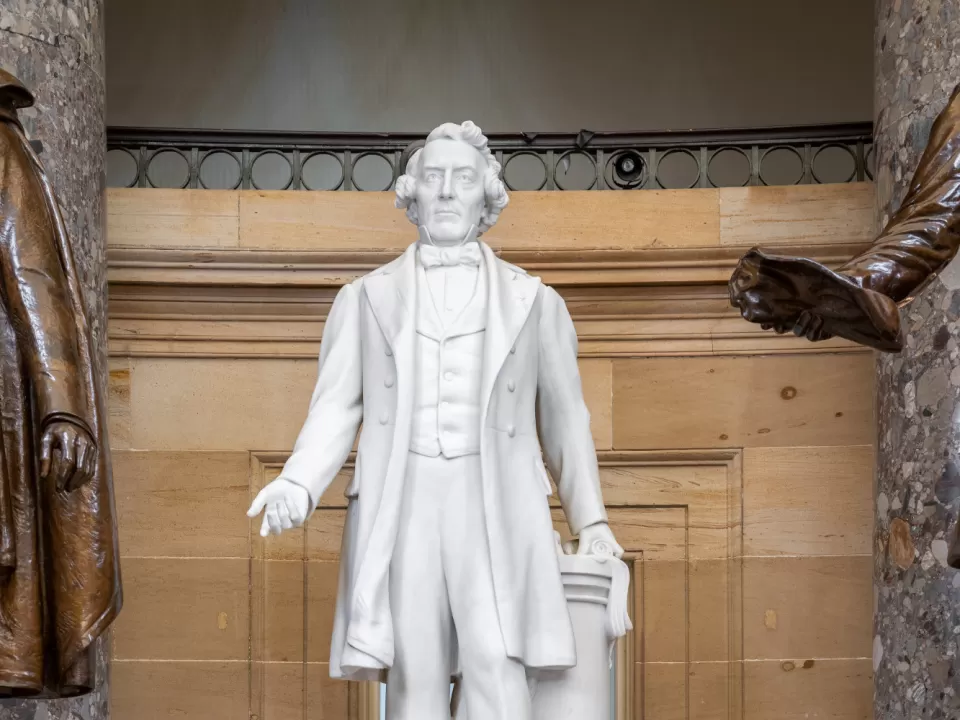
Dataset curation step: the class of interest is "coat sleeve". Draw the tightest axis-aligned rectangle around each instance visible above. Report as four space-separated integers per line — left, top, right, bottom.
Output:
536 285 607 535
0 127 92 435
279 282 363 509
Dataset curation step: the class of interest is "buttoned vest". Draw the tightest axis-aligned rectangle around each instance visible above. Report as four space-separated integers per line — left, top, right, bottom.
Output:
409 264 487 458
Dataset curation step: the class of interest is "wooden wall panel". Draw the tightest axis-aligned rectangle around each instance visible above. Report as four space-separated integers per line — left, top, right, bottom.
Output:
719 184 874 248
612 354 874 449
743 445 874 556
641 559 734 663
744 659 872 720
112 661 249 720
485 190 721 250
261 663 350 720
108 359 132 450
641 661 734 720
113 450 250 557
108 189 240 248
126 358 317 450
743 556 872 660
108 184 872 252
113 558 249 660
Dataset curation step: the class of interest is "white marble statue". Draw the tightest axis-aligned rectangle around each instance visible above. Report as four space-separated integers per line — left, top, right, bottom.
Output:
247 121 624 720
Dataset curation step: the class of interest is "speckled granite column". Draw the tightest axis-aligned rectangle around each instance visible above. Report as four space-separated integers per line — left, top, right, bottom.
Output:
873 1 960 717
0 2 109 720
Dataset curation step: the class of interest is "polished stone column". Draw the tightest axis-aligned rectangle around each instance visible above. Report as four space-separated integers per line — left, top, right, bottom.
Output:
873 1 960 717
0 1 109 719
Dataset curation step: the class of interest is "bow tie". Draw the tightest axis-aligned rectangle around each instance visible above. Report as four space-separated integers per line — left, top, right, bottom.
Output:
419 243 482 269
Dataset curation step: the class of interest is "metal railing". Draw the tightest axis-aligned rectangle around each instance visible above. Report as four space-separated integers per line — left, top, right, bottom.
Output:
106 123 874 192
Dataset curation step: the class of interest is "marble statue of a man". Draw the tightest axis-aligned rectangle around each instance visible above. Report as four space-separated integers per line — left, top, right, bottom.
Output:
248 121 622 720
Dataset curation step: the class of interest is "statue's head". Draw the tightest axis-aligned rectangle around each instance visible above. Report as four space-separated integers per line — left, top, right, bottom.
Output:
395 121 508 246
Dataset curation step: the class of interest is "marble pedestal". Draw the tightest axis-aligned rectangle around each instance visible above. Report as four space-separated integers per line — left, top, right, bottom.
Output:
531 555 617 720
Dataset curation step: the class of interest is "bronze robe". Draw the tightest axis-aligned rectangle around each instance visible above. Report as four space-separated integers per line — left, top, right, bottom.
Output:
0 106 121 696
839 82 960 301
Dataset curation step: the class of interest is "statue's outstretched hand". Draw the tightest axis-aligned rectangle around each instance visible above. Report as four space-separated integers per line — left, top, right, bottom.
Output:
40 420 98 493
247 478 311 537
761 310 833 342
577 521 624 558
791 310 833 342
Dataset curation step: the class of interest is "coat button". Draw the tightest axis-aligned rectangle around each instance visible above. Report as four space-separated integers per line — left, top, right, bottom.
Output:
507 380 516 392
510 345 516 354
384 377 394 388
379 411 389 425
385 347 393 357
507 425 516 438
444 371 454 381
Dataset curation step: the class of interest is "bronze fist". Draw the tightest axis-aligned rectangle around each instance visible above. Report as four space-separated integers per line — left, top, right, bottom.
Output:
40 420 98 492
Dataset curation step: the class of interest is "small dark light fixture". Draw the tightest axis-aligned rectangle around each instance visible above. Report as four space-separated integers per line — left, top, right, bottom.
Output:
613 150 644 188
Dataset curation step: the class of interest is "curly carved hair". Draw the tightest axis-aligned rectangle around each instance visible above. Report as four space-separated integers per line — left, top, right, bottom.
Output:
394 121 509 235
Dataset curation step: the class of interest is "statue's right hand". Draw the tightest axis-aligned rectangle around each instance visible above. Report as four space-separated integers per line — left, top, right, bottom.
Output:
791 310 834 342
247 478 311 537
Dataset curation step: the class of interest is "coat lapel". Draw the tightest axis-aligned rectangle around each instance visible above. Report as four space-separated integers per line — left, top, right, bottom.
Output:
479 242 542 421
363 242 417 354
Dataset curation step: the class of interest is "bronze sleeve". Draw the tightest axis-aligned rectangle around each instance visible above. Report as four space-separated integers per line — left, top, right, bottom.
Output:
0 127 92 432
839 83 960 302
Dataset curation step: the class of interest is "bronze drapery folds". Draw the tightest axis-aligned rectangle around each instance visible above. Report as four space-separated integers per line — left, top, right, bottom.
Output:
0 70 121 698
729 82 960 353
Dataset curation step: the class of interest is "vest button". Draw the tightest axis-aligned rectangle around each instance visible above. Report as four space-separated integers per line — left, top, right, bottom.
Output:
379 412 389 425
384 377 394 388
507 380 516 392
443 371 454 381
385 347 393 357
507 425 516 438
510 345 517 354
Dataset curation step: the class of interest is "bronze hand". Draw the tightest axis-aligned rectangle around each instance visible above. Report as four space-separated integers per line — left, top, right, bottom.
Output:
40 420 98 493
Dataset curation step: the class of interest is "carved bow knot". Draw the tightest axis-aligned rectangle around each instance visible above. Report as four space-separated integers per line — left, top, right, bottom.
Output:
419 242 482 269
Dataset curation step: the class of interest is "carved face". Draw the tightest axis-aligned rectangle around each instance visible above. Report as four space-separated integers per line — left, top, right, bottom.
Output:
415 138 487 246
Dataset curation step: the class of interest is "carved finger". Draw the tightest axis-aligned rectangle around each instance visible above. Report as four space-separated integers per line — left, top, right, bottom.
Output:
284 496 305 526
59 429 75 468
84 446 99 480
50 447 67 491
39 431 53 478
260 514 271 538
266 506 282 535
248 488 270 518
277 501 293 530
68 439 89 492
811 315 828 341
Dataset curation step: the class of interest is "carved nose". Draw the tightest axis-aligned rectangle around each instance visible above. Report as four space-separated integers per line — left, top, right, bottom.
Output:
440 171 454 197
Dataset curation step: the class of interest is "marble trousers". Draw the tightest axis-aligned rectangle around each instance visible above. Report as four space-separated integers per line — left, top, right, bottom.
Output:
386 452 530 720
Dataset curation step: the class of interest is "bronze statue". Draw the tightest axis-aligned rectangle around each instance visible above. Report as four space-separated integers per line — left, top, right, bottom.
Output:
730 82 960 353
0 70 121 697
